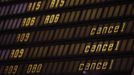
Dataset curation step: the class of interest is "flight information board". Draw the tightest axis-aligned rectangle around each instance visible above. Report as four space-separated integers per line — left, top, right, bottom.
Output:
0 0 134 75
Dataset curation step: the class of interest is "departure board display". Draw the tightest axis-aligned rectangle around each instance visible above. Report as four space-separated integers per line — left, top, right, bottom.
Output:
0 0 134 75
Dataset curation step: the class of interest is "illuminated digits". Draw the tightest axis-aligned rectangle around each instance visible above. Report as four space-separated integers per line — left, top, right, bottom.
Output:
25 17 31 26
60 0 65 7
54 14 60 23
27 1 42 11
10 49 24 59
4 65 19 74
36 1 42 10
44 14 60 24
16 33 30 42
22 18 27 27
27 2 32 11
27 64 43 74
27 64 33 74
50 0 65 8
22 17 36 27
50 0 56 8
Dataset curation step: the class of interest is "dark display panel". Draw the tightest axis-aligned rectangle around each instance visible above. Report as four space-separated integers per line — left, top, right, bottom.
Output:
0 0 134 75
